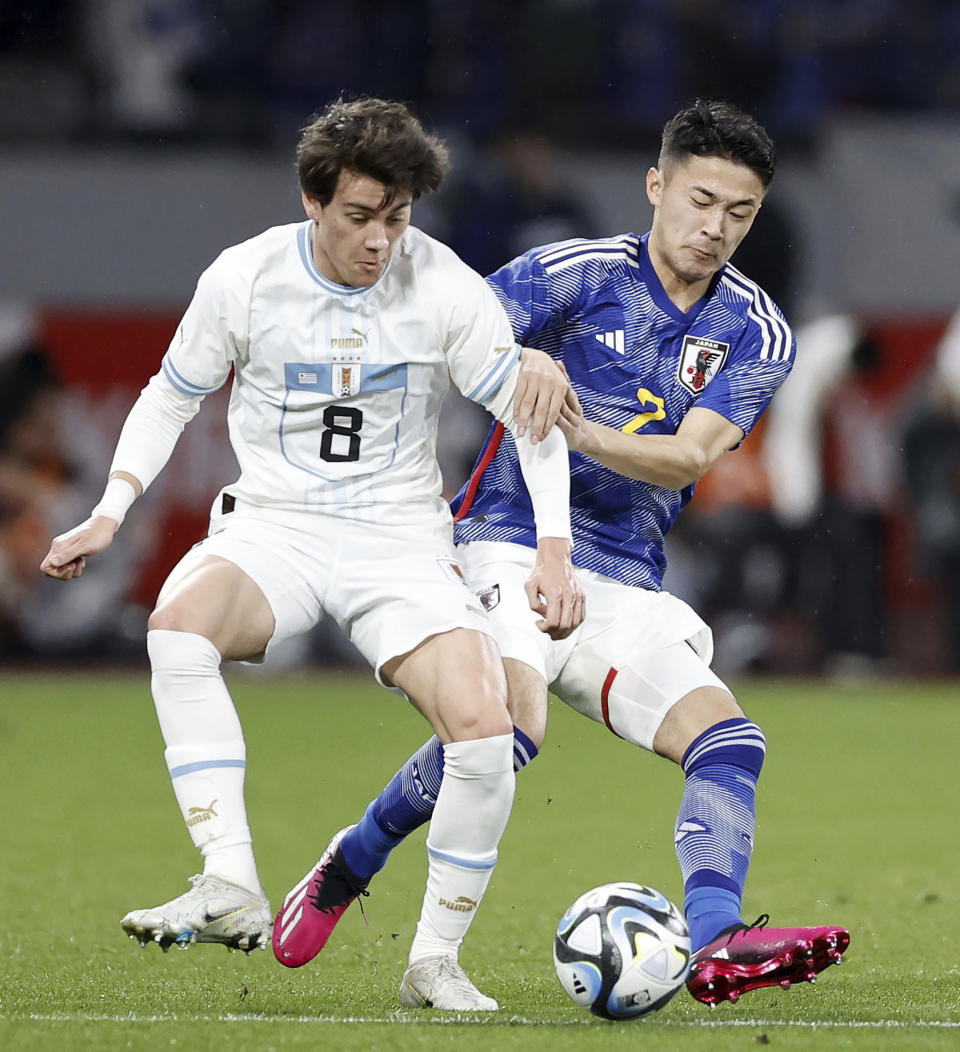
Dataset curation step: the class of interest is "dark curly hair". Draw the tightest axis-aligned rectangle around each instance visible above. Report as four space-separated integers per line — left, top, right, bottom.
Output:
659 100 776 188
297 97 450 207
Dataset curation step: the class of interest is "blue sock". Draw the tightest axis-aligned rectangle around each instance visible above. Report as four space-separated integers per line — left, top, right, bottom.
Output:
674 717 766 951
340 726 538 880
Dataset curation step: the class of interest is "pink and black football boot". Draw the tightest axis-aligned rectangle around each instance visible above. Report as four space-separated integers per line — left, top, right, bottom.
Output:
273 825 370 967
686 914 850 1006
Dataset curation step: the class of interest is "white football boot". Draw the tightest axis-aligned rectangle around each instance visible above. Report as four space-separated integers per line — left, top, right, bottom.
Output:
399 954 498 1011
121 874 271 953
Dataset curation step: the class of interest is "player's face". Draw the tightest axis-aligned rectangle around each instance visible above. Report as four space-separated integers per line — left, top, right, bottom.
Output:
303 170 412 288
645 155 765 302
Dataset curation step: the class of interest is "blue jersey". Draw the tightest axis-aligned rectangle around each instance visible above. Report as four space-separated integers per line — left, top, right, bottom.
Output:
451 233 795 590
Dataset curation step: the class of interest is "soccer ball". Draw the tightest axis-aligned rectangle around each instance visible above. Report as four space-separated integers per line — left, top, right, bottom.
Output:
553 882 691 1020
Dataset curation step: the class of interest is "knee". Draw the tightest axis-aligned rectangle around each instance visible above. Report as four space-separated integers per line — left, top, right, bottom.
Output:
655 686 744 764
454 649 514 740
680 715 767 780
442 679 513 742
148 598 194 634
146 625 222 674
458 699 514 742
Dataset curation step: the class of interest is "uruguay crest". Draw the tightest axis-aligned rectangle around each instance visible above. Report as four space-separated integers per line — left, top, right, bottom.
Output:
332 350 362 397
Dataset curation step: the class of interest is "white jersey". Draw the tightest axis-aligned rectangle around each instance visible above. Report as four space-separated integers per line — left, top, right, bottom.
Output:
129 222 528 526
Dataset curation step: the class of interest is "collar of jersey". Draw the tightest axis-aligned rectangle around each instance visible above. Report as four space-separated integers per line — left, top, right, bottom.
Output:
297 220 390 295
638 231 718 324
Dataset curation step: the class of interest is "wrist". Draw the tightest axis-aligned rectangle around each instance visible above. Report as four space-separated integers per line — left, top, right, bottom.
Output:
91 477 138 527
536 535 573 557
576 419 602 457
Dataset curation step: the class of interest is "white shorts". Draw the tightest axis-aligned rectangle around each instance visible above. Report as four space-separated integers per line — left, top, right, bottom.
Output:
458 541 729 751
185 496 492 682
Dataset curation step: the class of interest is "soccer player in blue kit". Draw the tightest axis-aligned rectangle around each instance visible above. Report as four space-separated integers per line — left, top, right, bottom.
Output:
273 100 850 1007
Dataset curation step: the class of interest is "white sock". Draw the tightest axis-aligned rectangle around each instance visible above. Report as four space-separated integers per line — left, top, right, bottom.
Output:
147 629 264 896
409 733 514 964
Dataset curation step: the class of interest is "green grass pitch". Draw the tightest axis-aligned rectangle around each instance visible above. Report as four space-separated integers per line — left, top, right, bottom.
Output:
1 669 958 1050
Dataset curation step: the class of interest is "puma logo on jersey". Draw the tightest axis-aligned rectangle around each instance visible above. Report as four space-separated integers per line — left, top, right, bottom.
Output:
330 327 369 349
595 330 626 354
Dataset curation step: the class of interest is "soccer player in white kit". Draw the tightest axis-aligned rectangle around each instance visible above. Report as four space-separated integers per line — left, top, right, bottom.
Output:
40 97 584 1011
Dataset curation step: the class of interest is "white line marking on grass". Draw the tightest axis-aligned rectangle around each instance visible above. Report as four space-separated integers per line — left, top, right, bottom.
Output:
18 1013 960 1028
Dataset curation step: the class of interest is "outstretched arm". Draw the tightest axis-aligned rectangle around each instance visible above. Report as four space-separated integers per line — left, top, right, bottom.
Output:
40 258 237 582
558 388 743 489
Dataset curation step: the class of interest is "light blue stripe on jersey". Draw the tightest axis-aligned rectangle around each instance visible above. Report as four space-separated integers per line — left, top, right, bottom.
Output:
282 361 408 394
465 344 521 403
363 362 409 391
285 362 334 392
161 353 226 396
426 844 498 871
169 759 246 778
296 221 369 295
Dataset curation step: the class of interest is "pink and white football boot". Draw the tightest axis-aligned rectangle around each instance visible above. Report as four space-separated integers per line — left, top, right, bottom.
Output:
273 825 370 967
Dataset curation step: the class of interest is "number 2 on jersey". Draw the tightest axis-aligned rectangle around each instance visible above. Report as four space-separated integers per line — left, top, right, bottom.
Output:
621 388 666 434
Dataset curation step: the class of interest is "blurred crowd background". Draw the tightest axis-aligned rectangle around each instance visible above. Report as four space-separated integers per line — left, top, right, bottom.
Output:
2 0 960 677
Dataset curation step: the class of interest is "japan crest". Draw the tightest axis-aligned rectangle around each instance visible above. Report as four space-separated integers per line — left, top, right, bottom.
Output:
677 335 729 395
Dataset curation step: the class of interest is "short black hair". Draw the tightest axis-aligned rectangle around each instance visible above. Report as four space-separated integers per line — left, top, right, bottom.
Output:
297 97 450 207
659 100 776 188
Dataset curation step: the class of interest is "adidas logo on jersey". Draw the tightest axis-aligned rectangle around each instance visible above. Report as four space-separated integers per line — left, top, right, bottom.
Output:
595 330 625 354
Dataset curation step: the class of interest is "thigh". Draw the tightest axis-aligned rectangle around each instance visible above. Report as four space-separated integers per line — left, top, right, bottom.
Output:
333 521 497 686
152 513 328 661
554 585 729 752
385 627 512 743
150 550 276 661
